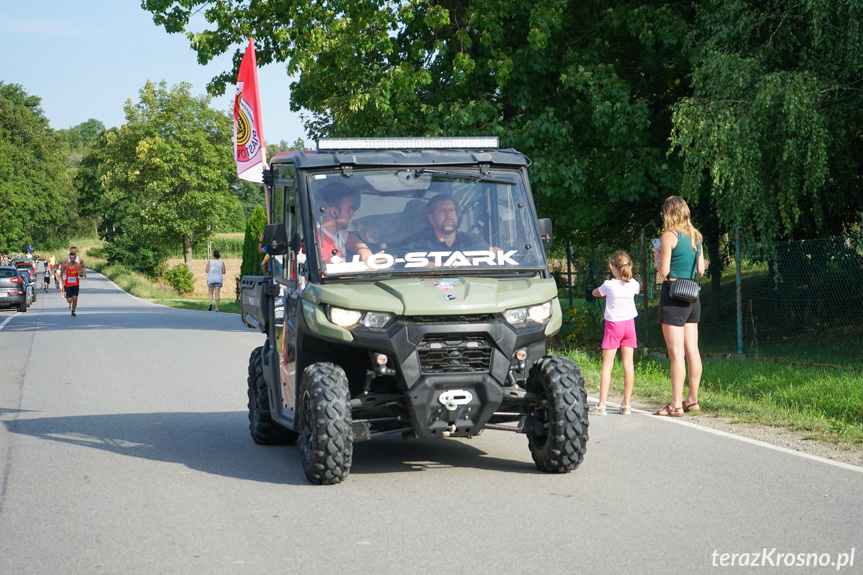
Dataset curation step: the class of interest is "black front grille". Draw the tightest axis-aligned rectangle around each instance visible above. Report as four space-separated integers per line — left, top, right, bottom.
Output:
409 314 495 324
417 334 493 374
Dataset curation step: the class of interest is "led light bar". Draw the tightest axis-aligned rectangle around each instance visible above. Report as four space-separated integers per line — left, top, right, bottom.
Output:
317 137 499 150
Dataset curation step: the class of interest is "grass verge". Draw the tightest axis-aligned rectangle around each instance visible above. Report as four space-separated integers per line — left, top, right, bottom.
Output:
85 248 240 315
560 347 863 446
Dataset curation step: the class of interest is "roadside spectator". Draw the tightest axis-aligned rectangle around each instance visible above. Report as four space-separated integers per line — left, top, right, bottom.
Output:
206 250 227 312
652 196 705 417
590 250 640 416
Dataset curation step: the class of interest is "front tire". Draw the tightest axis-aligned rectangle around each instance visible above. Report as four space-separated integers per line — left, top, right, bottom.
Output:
247 346 299 445
525 355 589 473
299 362 353 485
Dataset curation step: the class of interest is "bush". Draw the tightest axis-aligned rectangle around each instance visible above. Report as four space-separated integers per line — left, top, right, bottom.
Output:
101 233 170 278
163 264 195 295
559 300 605 348
87 246 106 259
241 205 267 277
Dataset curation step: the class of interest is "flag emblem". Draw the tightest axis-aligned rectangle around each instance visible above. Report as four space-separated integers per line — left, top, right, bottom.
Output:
234 87 261 161
234 38 267 182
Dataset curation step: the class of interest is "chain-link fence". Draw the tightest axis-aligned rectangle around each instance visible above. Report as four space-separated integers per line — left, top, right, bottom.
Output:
553 232 863 367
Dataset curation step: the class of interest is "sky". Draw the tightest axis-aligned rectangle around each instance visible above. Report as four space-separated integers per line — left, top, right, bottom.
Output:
1 1 308 144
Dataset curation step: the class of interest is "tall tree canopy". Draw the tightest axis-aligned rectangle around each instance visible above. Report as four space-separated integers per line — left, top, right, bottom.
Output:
0 82 73 252
82 80 236 272
144 0 863 245
143 0 695 246
671 0 863 240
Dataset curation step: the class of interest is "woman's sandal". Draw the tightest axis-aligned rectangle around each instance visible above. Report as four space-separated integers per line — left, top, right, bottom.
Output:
653 404 684 417
619 405 632 415
682 401 701 413
589 405 608 416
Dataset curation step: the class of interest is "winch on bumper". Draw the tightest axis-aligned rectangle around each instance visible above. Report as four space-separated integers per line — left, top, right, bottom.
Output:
406 374 504 438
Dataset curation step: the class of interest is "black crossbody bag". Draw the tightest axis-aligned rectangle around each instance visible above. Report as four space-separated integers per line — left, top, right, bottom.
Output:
669 244 701 303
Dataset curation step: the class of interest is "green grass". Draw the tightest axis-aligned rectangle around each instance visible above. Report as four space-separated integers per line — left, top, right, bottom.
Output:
560 346 863 445
149 298 241 314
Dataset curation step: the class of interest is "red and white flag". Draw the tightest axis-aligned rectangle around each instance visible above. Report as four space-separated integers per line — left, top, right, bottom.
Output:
234 38 267 182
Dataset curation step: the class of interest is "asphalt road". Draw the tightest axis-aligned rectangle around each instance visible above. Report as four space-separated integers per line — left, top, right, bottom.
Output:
1 272 861 574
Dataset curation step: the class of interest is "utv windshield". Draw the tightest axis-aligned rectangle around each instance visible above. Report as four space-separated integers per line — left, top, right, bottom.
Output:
308 168 546 277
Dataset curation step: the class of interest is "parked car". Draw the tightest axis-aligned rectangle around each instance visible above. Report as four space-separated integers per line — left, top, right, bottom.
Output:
17 269 36 304
13 258 37 273
0 266 28 312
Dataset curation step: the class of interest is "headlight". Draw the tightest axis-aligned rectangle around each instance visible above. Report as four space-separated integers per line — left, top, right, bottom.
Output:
504 301 552 326
328 307 393 329
503 307 527 325
329 306 363 327
528 301 552 323
363 311 394 329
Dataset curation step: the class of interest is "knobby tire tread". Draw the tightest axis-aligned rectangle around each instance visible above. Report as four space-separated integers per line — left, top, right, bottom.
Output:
247 346 298 445
526 355 589 473
300 363 353 485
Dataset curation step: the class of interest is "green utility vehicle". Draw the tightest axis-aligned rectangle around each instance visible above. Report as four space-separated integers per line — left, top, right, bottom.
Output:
241 137 588 484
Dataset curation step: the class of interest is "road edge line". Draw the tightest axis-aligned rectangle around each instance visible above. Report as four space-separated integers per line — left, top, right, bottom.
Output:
589 396 863 474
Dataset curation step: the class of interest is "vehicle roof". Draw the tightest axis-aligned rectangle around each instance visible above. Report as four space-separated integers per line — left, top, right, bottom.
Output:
269 148 530 170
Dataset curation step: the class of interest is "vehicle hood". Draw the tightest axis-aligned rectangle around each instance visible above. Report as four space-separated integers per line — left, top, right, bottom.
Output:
304 276 559 315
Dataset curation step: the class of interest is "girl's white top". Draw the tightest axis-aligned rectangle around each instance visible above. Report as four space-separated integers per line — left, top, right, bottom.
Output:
598 279 640 322
207 259 224 283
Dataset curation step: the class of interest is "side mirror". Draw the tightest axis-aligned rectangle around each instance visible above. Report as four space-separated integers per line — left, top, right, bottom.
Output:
538 218 553 249
263 224 289 255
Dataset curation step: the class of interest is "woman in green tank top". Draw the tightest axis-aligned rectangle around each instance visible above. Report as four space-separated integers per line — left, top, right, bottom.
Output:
651 196 705 417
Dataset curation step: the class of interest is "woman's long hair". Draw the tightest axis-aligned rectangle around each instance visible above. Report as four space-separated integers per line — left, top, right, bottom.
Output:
662 196 702 252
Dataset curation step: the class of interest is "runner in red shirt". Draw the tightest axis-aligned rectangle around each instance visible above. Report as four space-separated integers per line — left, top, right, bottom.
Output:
60 250 86 316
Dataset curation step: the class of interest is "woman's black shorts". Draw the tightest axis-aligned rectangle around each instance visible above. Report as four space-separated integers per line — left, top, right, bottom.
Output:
658 281 700 326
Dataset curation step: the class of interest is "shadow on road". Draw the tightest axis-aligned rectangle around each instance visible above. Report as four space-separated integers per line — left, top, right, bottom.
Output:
3 412 538 484
0 305 250 333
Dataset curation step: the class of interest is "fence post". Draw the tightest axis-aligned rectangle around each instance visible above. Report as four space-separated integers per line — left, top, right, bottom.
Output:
641 233 649 348
736 226 743 355
566 242 573 307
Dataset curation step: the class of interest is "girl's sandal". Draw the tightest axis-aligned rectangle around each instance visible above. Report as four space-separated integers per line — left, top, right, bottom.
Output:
653 404 684 417
619 405 632 415
589 405 608 416
682 401 701 413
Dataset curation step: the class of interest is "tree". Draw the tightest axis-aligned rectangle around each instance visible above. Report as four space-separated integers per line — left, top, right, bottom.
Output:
0 82 72 252
58 119 105 155
143 1 695 247
228 138 307 222
267 137 308 159
241 205 267 277
93 80 236 270
671 0 863 241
